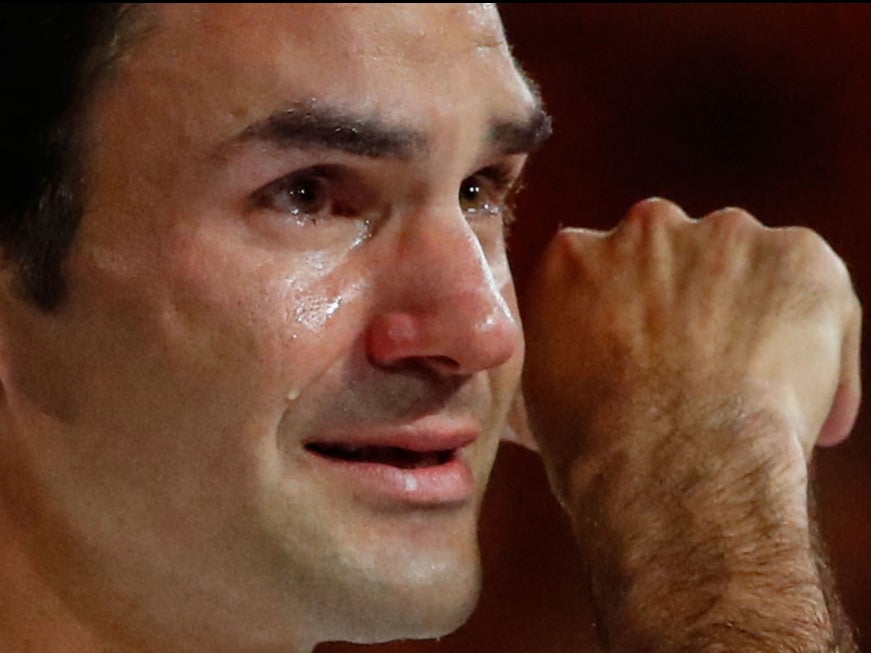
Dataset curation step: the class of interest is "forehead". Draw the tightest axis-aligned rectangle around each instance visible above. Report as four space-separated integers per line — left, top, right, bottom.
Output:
173 4 511 62
116 3 535 142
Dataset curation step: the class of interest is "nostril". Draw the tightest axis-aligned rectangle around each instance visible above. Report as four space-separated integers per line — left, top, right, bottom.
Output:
423 355 462 374
366 283 521 375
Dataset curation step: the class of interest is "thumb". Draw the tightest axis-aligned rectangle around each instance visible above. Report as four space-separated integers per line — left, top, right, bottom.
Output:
501 391 539 452
817 302 862 447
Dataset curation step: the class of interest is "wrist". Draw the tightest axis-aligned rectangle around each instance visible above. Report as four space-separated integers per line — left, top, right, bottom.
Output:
553 388 808 513
560 400 832 651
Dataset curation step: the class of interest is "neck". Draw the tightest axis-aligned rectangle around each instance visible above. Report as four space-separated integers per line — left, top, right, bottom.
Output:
0 510 130 653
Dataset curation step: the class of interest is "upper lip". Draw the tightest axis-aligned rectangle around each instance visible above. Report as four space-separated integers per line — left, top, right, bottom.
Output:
303 422 480 454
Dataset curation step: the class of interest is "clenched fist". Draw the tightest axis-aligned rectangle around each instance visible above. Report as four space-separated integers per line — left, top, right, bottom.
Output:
521 199 861 652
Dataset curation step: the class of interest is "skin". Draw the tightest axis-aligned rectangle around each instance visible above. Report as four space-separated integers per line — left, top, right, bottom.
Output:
0 5 541 653
524 200 861 651
0 4 861 653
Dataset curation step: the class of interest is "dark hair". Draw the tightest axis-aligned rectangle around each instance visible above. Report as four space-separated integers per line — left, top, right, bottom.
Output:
0 4 142 309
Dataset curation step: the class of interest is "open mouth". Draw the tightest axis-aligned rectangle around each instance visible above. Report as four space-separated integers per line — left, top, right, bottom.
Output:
304 433 477 503
305 442 456 469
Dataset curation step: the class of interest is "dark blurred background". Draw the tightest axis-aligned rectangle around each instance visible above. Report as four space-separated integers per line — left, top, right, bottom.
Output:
320 5 871 651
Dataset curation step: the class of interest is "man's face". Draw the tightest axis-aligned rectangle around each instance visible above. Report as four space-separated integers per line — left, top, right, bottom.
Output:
0 4 540 651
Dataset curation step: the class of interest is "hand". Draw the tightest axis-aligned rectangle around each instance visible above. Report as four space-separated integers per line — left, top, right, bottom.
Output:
520 199 861 651
522 199 860 498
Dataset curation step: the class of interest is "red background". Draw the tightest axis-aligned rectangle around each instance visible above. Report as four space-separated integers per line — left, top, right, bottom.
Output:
320 5 871 651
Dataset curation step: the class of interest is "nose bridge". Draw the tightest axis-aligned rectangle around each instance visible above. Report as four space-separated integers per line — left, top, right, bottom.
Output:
366 203 521 374
403 203 512 330
414 212 499 307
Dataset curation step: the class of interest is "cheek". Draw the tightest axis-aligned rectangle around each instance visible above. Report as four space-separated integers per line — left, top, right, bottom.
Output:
264 274 373 402
160 240 372 409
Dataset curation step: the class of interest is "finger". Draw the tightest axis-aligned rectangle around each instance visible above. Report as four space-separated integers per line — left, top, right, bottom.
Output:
817 298 862 447
501 390 539 452
613 197 693 235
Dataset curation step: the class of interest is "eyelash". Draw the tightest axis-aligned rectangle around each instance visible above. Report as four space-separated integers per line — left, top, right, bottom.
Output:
250 162 523 227
249 164 351 224
460 164 522 227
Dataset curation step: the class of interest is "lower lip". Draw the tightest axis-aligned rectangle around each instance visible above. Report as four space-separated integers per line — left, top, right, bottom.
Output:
308 452 476 506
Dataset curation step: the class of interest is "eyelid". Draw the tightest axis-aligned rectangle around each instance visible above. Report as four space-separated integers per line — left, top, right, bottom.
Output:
247 157 526 226
469 161 527 207
249 163 342 210
476 157 526 191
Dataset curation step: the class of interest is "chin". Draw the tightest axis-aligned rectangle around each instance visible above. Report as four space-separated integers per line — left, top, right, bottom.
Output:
310 536 484 646
328 575 481 646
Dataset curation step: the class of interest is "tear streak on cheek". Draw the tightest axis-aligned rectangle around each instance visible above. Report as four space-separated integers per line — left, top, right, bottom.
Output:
282 279 369 404
294 295 343 332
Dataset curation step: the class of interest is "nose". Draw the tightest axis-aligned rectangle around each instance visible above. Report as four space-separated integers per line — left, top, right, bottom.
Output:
366 212 522 377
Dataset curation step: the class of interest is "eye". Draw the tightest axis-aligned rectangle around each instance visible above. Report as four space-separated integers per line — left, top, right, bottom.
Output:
459 176 496 216
458 163 523 226
253 173 329 221
278 175 327 217
250 165 365 225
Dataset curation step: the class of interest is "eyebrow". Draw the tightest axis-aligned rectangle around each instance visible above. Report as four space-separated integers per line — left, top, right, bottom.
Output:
489 107 552 155
231 101 552 160
237 105 425 159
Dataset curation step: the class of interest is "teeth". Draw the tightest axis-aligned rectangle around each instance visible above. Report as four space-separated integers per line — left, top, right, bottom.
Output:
306 443 453 469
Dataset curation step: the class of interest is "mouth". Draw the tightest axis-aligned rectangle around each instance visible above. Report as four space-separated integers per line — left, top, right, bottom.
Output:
305 442 456 469
303 428 479 505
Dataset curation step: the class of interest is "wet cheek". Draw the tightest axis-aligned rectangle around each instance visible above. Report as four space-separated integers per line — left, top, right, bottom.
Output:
262 272 372 404
155 227 359 369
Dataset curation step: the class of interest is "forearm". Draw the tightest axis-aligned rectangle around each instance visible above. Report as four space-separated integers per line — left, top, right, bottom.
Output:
560 407 856 653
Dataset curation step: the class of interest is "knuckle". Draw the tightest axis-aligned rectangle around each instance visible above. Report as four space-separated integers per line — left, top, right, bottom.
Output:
538 227 603 280
549 227 603 254
619 197 690 233
780 225 826 252
702 206 763 235
778 226 844 276
767 226 858 312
